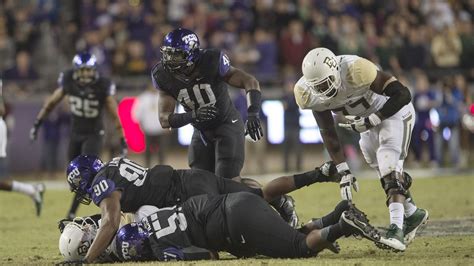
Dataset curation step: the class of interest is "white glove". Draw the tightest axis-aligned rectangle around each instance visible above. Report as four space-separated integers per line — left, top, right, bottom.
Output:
338 114 382 133
337 162 359 201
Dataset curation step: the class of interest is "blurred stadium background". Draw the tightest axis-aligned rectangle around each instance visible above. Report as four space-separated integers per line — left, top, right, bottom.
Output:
0 0 473 264
1 0 473 177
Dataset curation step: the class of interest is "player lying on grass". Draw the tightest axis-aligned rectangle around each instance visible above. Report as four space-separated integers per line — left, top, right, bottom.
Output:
65 155 342 263
58 193 381 263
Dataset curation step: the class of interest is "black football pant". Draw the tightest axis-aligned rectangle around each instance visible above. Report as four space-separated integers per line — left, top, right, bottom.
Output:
188 119 244 179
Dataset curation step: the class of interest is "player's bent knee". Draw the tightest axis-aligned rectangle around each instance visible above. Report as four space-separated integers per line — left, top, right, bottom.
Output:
380 171 408 205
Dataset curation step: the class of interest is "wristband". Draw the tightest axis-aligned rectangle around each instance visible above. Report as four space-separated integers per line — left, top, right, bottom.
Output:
246 90 261 113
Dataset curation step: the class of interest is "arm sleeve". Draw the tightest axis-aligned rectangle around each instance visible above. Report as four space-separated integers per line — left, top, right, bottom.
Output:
378 80 412 119
218 51 231 77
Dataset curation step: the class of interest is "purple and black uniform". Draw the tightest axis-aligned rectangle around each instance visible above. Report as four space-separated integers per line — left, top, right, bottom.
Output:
151 49 245 179
144 192 313 260
89 157 260 213
59 69 115 160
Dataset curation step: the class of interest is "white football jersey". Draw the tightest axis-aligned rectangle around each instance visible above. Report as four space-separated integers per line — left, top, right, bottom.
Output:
295 55 387 117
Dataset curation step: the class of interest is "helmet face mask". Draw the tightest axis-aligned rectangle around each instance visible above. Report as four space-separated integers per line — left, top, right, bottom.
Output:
72 52 99 85
161 28 200 73
302 48 341 100
59 217 98 261
115 223 151 262
67 155 104 205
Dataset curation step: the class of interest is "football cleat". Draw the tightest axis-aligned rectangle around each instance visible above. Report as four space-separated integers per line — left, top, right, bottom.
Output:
277 195 299 229
32 183 45 217
340 207 381 243
404 208 429 245
376 224 406 252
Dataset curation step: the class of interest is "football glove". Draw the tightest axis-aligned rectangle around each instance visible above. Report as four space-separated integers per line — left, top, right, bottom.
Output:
245 111 264 141
193 105 218 123
338 114 382 133
30 119 42 141
337 163 359 201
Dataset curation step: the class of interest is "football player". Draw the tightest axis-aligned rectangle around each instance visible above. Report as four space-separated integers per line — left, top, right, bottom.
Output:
64 155 340 262
152 28 263 181
151 28 298 227
29 52 127 219
66 194 381 263
294 47 429 251
0 79 45 216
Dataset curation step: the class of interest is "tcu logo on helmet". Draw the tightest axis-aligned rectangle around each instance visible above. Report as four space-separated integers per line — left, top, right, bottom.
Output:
182 34 198 48
68 168 81 185
323 57 337 69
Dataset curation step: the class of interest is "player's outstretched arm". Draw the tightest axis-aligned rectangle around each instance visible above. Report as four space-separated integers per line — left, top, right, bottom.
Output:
224 66 263 141
84 191 121 263
313 110 359 201
30 88 65 140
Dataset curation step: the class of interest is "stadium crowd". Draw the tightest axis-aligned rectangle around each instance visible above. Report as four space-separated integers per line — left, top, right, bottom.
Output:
0 0 473 168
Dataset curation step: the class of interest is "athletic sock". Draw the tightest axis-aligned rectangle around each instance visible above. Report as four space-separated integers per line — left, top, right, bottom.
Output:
404 191 417 217
320 223 345 243
312 200 350 229
11 181 35 197
389 202 404 229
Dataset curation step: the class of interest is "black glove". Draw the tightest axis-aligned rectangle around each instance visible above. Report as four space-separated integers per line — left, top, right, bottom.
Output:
245 111 264 141
30 119 42 141
120 137 128 157
193 105 218 123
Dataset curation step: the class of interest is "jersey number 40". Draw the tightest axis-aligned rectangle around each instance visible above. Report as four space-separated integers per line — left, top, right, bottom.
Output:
177 84 216 109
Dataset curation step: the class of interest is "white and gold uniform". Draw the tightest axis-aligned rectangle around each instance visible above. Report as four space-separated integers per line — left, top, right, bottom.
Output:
295 55 415 177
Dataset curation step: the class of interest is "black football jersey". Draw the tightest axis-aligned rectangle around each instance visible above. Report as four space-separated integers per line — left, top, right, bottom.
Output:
59 69 114 134
89 157 175 212
144 194 225 260
151 49 239 131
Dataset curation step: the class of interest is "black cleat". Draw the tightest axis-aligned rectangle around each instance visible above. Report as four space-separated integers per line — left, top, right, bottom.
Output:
340 207 381 243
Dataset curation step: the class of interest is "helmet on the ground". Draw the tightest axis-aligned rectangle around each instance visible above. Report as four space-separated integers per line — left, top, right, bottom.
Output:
66 155 104 205
161 28 200 72
115 223 151 261
72 52 99 85
301 47 341 100
59 217 99 261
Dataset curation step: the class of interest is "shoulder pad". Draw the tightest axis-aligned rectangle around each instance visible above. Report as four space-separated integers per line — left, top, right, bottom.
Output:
345 58 377 88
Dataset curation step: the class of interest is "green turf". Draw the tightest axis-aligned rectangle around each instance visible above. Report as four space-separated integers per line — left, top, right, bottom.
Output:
0 175 473 265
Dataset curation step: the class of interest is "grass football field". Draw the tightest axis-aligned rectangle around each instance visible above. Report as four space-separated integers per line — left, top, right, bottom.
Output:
0 175 473 265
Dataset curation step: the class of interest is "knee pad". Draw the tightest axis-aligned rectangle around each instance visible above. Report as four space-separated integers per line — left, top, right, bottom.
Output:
403 171 412 190
380 171 408 205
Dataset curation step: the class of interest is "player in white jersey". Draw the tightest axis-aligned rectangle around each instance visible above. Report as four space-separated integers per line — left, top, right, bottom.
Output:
294 48 428 252
0 79 45 216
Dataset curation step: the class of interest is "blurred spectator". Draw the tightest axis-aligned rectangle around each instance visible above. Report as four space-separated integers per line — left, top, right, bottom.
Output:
338 15 366 56
411 73 437 166
231 31 259 74
282 78 302 172
124 41 148 76
398 26 429 70
434 78 465 167
279 20 311 74
254 28 278 84
133 86 169 166
3 50 38 80
0 17 15 72
431 26 462 68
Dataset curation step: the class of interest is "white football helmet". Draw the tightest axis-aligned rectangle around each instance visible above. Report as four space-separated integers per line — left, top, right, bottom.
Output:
301 47 341 99
59 217 98 261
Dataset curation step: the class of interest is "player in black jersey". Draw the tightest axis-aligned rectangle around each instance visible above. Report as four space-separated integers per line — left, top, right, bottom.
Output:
30 52 127 219
151 28 263 181
65 155 340 262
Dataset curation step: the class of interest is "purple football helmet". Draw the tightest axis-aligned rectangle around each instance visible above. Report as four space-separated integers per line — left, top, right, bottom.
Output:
115 223 152 262
72 52 99 84
66 155 104 205
161 28 200 72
